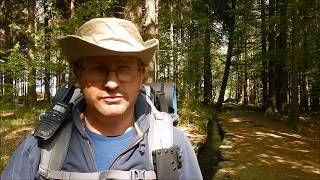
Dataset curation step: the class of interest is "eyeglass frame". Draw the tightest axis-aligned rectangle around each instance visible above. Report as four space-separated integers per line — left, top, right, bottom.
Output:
72 59 145 83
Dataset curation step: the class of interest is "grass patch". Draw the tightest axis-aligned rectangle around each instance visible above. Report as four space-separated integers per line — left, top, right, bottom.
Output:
0 104 46 173
178 97 213 133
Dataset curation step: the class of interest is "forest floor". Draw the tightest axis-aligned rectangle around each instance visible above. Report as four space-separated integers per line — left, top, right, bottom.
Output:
215 104 320 180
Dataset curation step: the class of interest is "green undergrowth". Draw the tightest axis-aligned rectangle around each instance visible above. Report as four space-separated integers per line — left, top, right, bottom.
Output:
0 104 46 173
178 97 213 132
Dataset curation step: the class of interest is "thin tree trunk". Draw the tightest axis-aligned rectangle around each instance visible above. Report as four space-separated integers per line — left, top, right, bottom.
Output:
217 24 235 108
203 15 212 105
2 0 14 103
311 41 320 111
261 0 268 110
290 0 300 126
243 42 248 105
228 74 233 99
235 37 242 104
66 0 75 87
178 12 185 97
300 11 309 113
311 80 320 111
250 78 257 104
217 0 236 108
236 65 241 104
300 70 309 113
44 0 51 102
169 2 174 82
57 0 74 88
27 0 37 105
143 0 158 83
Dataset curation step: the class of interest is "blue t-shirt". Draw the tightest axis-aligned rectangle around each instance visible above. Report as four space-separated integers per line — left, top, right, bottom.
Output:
86 127 136 171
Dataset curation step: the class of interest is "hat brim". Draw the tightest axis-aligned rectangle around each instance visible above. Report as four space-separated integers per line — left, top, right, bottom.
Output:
58 35 159 65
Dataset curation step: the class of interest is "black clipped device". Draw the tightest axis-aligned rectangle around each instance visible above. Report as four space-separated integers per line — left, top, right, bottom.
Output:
152 146 180 180
34 86 76 141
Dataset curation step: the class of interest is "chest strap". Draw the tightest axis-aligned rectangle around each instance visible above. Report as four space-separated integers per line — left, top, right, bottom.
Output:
39 169 156 180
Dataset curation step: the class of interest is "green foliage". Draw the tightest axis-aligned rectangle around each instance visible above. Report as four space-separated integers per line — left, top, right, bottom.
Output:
1 43 27 79
179 96 211 131
59 0 115 34
1 0 319 123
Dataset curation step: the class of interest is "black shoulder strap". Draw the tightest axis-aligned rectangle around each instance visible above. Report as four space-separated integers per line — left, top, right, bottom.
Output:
38 121 73 179
38 87 83 179
143 83 177 114
156 83 169 113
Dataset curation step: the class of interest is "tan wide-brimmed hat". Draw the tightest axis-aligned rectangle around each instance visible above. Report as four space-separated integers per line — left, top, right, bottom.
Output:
58 18 159 65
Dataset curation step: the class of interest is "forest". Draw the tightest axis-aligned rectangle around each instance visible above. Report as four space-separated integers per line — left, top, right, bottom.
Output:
1 0 319 123
0 0 319 179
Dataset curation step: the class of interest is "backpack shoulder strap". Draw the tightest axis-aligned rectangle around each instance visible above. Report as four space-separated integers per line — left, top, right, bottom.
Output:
156 83 169 113
145 94 180 180
38 121 73 179
145 95 173 157
38 88 82 179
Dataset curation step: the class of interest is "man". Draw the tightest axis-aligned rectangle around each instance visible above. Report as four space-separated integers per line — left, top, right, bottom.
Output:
2 18 202 180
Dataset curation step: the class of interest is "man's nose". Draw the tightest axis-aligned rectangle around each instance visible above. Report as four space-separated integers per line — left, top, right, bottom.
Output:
104 71 119 89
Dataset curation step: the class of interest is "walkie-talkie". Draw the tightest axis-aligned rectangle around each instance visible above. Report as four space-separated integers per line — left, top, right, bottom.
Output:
34 85 76 141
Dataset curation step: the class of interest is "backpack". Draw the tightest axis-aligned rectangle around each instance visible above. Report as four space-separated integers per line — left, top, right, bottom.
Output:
34 84 179 180
144 83 178 126
143 83 177 114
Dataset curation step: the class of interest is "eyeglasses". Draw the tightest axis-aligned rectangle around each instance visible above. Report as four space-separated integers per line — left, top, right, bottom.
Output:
82 66 141 82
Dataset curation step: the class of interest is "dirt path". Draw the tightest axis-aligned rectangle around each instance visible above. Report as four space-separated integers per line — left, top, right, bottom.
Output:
215 106 320 180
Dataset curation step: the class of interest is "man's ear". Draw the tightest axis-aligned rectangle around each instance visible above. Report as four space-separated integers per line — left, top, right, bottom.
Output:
139 67 146 84
73 66 81 86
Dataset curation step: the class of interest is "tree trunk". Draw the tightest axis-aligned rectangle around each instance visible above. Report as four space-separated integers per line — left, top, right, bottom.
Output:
275 0 288 114
56 0 74 88
261 0 268 110
203 15 212 105
169 2 174 83
299 11 309 113
265 0 279 118
311 41 320 111
217 21 235 108
66 0 76 87
44 0 51 103
124 0 143 29
236 65 242 104
235 37 242 104
27 0 37 105
243 42 248 105
2 0 14 103
300 71 308 113
217 0 236 108
311 80 320 111
290 0 300 126
250 78 257 105
143 0 158 83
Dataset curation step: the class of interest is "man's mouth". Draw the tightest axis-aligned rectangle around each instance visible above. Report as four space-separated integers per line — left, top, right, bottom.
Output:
101 95 124 103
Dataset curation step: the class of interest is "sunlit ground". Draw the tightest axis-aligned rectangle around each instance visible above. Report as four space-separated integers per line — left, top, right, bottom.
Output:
218 107 320 180
0 106 41 172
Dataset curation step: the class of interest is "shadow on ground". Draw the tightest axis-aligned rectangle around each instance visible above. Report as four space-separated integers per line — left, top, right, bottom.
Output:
215 105 320 180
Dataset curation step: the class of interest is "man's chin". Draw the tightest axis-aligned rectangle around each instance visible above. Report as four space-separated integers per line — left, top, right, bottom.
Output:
98 104 129 117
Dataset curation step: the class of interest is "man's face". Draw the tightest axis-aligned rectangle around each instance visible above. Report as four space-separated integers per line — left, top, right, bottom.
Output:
75 55 145 119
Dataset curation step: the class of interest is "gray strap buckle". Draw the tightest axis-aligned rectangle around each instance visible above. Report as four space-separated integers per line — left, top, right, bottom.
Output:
38 166 49 178
130 170 146 180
